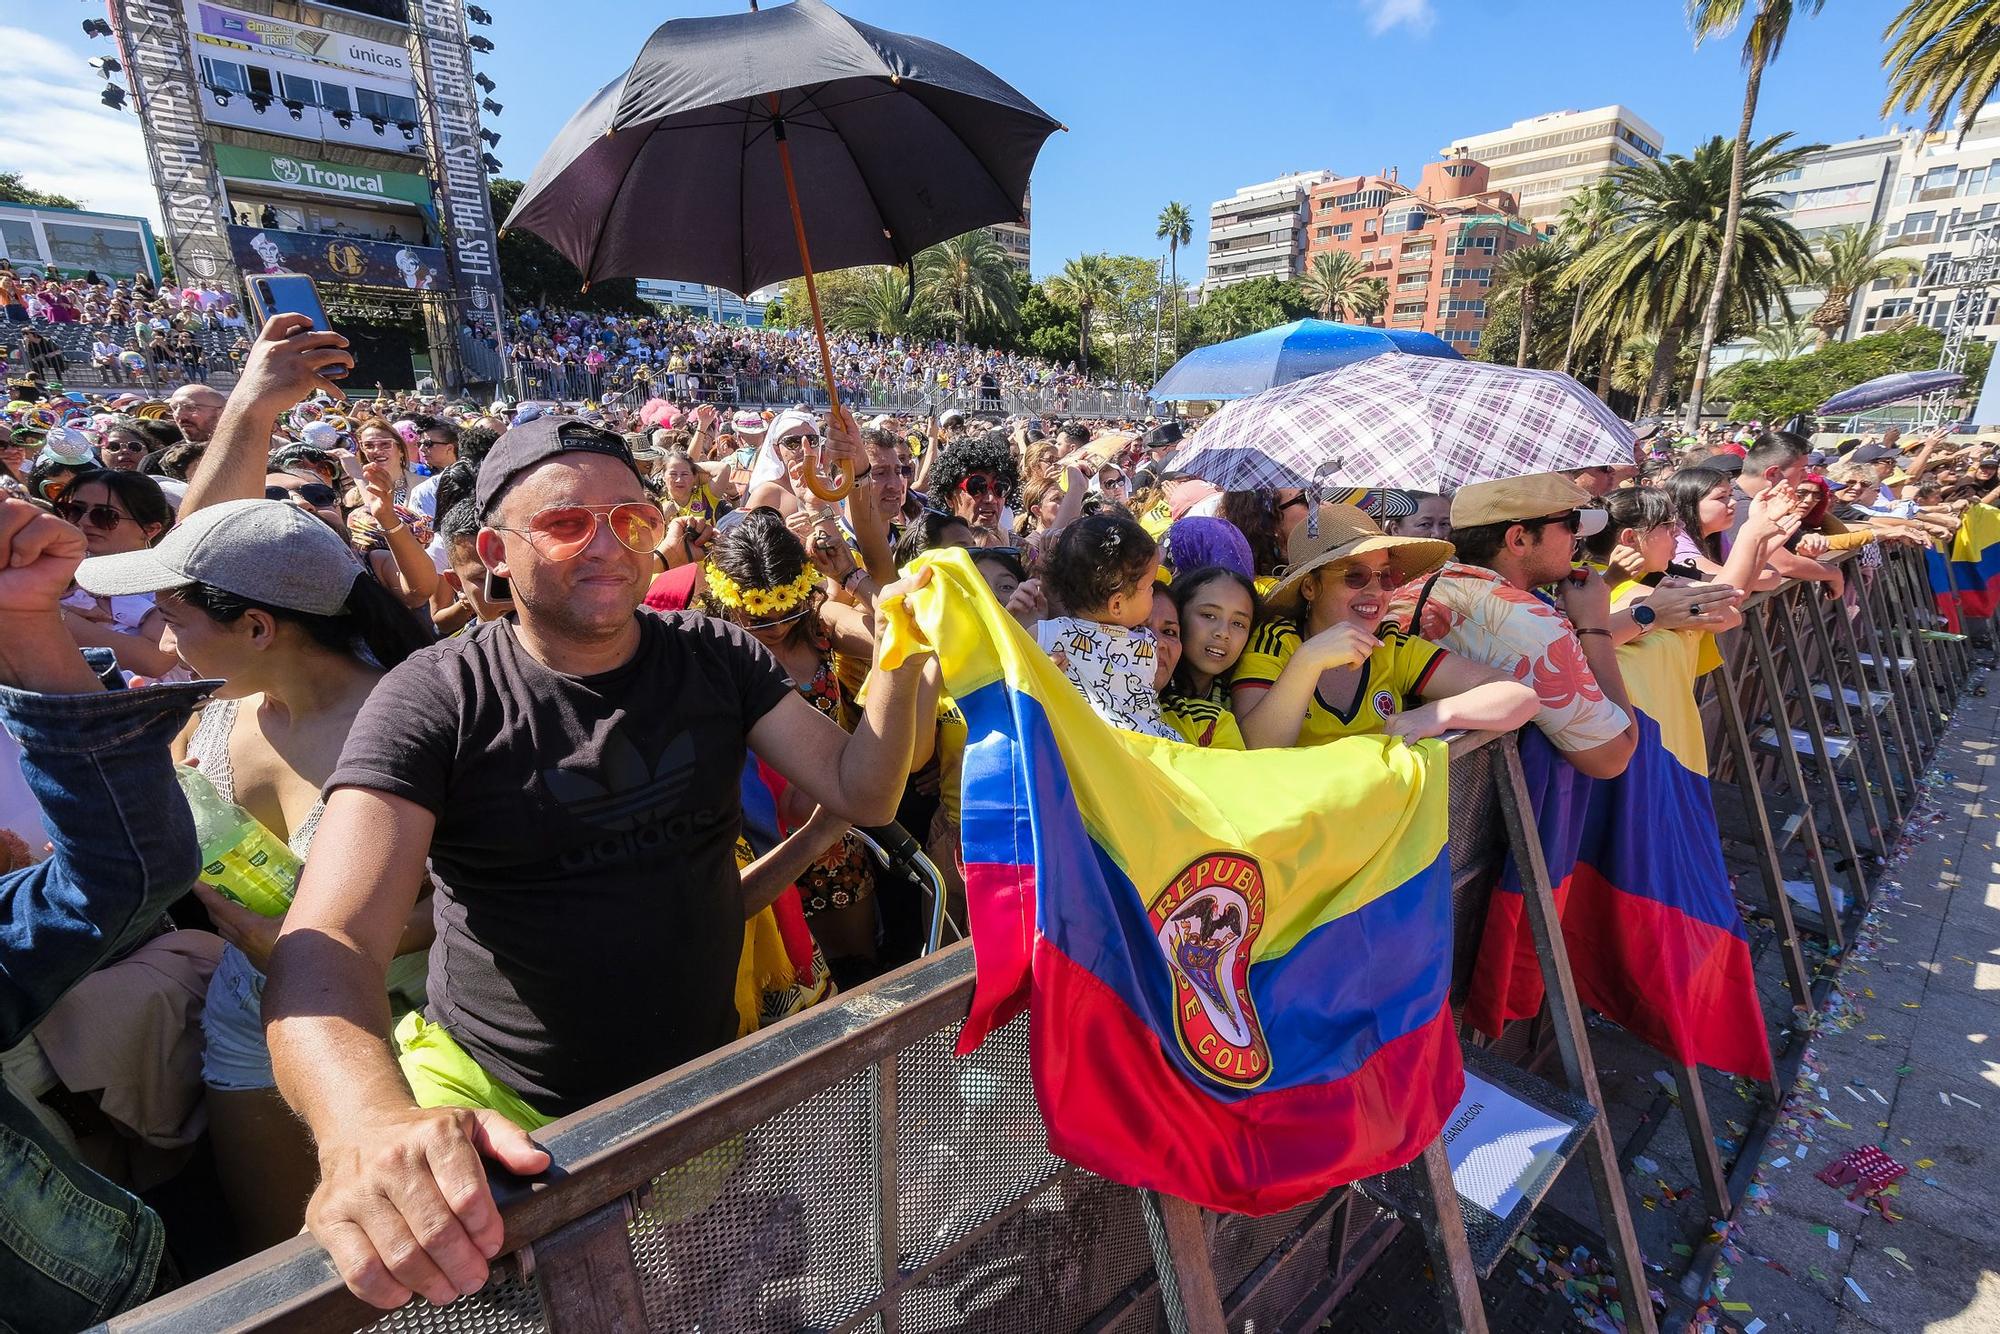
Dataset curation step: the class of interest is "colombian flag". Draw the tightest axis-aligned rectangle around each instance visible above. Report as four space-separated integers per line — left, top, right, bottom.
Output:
733 760 828 1037
1928 503 2000 632
882 552 1463 1215
1465 616 1771 1081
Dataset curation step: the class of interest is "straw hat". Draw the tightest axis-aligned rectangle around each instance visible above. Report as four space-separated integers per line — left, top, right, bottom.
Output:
1264 503 1452 617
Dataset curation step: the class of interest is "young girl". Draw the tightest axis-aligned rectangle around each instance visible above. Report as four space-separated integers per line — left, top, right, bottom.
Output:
1159 565 1259 749
55 470 184 680
1036 512 1175 739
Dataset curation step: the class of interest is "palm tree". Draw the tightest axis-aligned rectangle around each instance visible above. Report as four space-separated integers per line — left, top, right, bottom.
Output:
1555 179 1625 375
1489 243 1569 367
1044 254 1117 367
1352 277 1390 325
1300 251 1367 320
1749 314 1816 360
829 266 931 338
1156 201 1194 347
1795 223 1921 346
1682 0 1828 432
1884 0 2000 143
1570 134 1816 417
917 231 1018 347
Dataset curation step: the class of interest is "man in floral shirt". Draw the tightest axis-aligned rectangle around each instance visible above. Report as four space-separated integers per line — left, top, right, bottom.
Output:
1386 472 1636 779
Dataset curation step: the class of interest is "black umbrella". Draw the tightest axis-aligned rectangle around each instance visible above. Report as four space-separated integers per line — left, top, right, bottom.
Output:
504 0 1061 497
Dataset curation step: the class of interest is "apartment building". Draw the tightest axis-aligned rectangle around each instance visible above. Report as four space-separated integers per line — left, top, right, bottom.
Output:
1742 133 1901 356
1301 156 1539 352
987 188 1033 274
1442 106 1664 223
1864 107 2000 344
1205 170 1334 291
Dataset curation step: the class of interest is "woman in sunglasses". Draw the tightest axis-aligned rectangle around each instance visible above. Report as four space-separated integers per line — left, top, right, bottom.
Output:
1231 505 1538 748
55 470 184 680
97 417 151 472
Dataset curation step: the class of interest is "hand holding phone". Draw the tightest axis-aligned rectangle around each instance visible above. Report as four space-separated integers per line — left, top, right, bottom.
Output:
239 311 355 411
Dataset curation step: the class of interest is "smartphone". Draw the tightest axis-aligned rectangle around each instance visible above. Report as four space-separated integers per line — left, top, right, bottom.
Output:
484 570 512 603
247 274 347 379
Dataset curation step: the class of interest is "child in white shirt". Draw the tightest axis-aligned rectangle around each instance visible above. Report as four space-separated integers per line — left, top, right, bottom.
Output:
1034 512 1175 739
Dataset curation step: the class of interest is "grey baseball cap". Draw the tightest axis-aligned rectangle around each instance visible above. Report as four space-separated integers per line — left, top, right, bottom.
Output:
75 498 362 616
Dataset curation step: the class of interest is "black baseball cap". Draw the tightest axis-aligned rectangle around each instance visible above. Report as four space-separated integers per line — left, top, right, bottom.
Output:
475 415 646 519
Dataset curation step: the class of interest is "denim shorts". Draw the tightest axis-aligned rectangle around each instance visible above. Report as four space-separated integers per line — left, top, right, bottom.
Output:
200 945 275 1091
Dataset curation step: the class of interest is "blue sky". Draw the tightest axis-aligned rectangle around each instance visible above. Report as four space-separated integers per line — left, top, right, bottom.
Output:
1 0 1919 283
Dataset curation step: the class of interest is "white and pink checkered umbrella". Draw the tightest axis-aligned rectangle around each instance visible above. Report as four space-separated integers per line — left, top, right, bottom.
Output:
1166 353 1636 493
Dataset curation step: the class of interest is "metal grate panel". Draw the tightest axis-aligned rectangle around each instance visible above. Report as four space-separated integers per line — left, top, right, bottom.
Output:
1223 1203 1340 1334
896 1012 1062 1267
361 1262 546 1334
1207 1200 1319 1297
626 1068 881 1332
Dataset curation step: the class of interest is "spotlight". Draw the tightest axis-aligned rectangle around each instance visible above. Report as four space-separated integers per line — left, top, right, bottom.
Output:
397 120 417 141
212 87 232 107
99 86 126 110
480 153 503 173
82 19 113 38
481 97 502 116
467 35 494 53
249 92 271 114
466 5 493 23
369 116 387 135
88 57 122 76
284 98 305 120
479 128 500 147
333 110 353 128
474 73 496 94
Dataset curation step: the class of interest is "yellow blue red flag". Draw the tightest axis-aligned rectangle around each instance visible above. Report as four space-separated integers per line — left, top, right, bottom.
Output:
881 552 1463 1214
1928 503 2000 632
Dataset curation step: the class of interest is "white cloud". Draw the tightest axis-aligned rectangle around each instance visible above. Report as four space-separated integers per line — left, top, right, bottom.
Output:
1359 0 1436 36
0 25 160 224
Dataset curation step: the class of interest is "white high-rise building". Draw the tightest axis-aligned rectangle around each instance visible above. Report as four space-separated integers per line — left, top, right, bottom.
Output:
1204 170 1333 291
1863 107 2000 345
1442 107 1664 223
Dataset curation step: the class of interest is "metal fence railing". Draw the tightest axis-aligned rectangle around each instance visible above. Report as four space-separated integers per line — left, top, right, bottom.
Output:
105 545 1967 1334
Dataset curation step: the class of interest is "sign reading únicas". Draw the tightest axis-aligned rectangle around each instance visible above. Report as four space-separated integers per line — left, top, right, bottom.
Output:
213 144 431 208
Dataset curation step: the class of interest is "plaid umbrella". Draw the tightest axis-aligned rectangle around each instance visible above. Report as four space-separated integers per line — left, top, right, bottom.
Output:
1167 353 1636 493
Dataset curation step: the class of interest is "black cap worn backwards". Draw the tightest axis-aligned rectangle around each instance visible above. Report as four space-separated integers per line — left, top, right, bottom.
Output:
474 415 646 520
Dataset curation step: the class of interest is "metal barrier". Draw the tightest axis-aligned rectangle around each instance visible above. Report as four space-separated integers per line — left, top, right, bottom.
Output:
108 545 1963 1334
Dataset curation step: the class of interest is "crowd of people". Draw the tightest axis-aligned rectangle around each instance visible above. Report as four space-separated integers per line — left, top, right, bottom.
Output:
506 304 1138 406
1 262 253 394
0 301 1990 1326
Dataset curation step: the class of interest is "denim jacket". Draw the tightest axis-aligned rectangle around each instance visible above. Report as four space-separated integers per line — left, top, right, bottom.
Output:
0 651 213 1332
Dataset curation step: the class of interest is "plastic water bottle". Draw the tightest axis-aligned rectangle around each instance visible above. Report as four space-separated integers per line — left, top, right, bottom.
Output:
174 766 300 917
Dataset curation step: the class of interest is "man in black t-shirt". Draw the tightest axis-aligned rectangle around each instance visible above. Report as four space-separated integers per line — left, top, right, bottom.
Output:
264 414 933 1311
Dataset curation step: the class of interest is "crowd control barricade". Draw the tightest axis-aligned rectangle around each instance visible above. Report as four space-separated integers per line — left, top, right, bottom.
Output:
110 558 1964 1334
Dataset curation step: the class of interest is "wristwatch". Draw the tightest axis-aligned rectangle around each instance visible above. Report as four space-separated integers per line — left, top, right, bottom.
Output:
1629 603 1657 633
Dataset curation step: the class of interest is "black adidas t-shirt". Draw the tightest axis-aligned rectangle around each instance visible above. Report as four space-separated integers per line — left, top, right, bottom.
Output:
330 611 793 1115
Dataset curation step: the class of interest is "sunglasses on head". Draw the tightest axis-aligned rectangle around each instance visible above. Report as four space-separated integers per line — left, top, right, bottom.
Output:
493 501 666 561
55 501 136 530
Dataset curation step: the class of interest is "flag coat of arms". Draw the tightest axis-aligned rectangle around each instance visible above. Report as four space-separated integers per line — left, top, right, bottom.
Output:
882 552 1464 1215
1464 608 1771 1081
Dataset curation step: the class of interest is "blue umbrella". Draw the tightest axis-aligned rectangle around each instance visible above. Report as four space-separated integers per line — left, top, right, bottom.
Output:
1816 369 1963 416
1150 319 1459 402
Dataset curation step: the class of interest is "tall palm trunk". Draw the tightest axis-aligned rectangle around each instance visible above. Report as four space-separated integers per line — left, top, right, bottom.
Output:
1683 32 1766 432
1517 288 1536 367
1079 307 1091 368
1645 325 1684 419
1168 241 1180 350
1595 334 1618 399
1561 282 1586 376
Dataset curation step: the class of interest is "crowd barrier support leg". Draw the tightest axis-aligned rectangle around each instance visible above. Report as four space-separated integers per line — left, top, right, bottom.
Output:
1892 549 1959 699
527 1196 647 1333
1771 590 1872 914
1706 647 1816 1018
1671 1062 1731 1221
1411 1137 1492 1334
1797 586 1892 856
1882 556 1948 734
1139 1192 1228 1334
1853 560 1929 774
1491 735 1660 1334
1743 603 1847 947
1811 580 1904 834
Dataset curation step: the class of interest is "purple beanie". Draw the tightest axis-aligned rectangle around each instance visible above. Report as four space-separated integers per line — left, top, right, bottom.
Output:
1165 516 1254 580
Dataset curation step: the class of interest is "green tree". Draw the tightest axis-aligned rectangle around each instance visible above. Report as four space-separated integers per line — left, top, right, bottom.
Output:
1683 0 1828 431
0 173 85 209
1044 254 1118 367
1883 0 2000 143
1796 223 1920 346
489 178 646 314
1352 276 1389 326
1191 276 1313 341
1570 134 1816 416
1489 243 1569 367
828 266 933 338
1713 325 1991 417
1474 281 1579 370
1300 251 1366 320
1555 179 1624 375
1747 314 1816 360
917 230 1018 346
1156 201 1194 348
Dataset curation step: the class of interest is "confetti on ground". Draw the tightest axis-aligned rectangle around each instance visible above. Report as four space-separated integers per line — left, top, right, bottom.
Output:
1846 1276 1871 1303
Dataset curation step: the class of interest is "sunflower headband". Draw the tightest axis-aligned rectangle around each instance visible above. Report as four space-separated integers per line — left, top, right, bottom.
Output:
706 564 818 618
